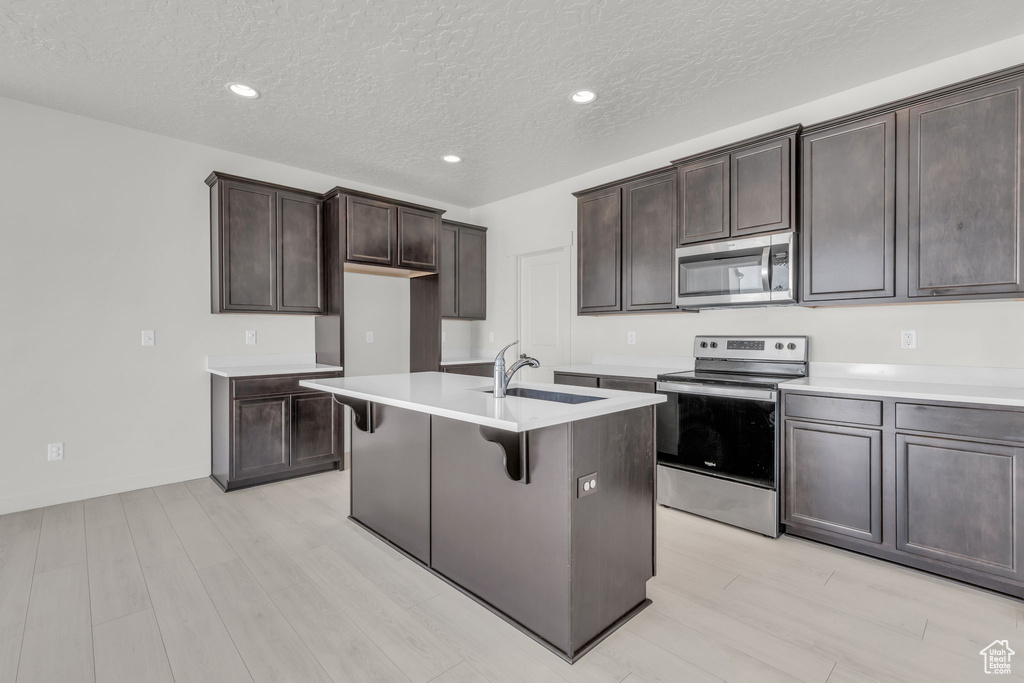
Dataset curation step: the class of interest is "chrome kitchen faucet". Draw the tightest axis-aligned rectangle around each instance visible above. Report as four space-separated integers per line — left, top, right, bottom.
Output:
493 341 540 398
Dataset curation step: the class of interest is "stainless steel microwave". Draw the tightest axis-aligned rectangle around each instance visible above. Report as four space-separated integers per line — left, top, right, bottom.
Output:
675 232 796 308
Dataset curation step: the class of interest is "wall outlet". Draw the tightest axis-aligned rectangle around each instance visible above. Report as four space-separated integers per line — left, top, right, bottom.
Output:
245 330 257 345
627 331 636 345
141 330 155 347
900 330 917 350
488 331 495 343
577 472 598 498
366 331 374 343
47 442 64 461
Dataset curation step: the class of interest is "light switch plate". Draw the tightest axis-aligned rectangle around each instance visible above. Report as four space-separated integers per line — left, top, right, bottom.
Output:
366 331 374 343
577 472 598 498
141 330 155 347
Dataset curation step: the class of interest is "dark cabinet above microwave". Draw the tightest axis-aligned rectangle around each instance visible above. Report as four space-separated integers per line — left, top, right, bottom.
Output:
672 125 800 246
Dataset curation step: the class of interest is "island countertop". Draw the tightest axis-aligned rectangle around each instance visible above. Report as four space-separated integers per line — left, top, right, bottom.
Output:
299 371 665 432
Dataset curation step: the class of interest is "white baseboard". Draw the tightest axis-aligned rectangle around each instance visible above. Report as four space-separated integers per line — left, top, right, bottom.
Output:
0 464 212 515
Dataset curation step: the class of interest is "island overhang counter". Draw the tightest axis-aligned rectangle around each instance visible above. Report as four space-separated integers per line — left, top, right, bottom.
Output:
299 371 666 662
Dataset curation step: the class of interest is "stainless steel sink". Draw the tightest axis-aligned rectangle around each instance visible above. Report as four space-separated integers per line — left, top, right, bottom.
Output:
485 387 606 404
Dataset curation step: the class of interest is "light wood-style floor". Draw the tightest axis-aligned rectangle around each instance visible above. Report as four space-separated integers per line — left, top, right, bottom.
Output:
0 470 1021 683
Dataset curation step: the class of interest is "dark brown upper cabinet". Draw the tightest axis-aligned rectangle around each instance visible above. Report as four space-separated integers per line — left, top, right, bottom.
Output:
346 195 395 266
798 66 1024 306
909 76 1024 298
398 207 441 271
207 173 324 315
440 223 459 318
677 154 730 245
575 168 681 315
672 126 799 246
440 220 488 320
801 113 897 302
334 189 443 273
622 171 679 311
576 186 622 313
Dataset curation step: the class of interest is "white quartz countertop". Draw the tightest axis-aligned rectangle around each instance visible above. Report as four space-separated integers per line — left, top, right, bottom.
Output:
549 364 686 380
299 371 665 432
207 363 344 378
782 376 1024 408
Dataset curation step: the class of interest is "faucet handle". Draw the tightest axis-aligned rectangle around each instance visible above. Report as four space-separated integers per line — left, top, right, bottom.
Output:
494 340 519 363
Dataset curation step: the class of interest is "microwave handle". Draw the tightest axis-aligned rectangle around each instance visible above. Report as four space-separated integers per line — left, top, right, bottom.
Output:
760 246 771 291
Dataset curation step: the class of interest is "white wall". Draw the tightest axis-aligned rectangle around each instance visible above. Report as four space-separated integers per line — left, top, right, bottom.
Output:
468 33 1024 371
0 96 471 514
343 273 410 376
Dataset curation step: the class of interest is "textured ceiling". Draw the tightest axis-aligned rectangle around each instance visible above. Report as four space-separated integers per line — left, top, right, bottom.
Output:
2 1 1024 207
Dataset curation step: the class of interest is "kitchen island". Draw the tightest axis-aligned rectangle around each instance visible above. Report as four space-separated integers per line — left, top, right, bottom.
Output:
299 371 665 662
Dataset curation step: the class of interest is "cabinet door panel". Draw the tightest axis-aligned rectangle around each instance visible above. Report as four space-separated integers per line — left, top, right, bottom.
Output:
732 136 793 236
802 114 896 301
291 393 336 467
784 421 882 543
909 78 1024 297
623 172 678 311
896 434 1023 579
222 181 277 311
553 373 599 388
277 191 324 313
439 224 458 317
346 196 395 265
456 227 487 319
577 188 621 313
598 377 655 393
351 404 431 563
398 207 439 271
677 155 730 245
232 397 290 479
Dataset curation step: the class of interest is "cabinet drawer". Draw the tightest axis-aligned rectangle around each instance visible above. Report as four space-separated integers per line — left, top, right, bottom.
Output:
896 403 1024 443
442 363 493 378
553 373 599 388
231 372 343 399
599 377 656 393
785 394 882 426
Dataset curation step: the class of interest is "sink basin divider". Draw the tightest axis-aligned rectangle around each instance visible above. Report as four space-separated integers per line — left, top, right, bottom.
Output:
478 425 529 484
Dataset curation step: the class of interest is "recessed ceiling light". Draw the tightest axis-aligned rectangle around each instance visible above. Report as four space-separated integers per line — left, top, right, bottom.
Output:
443 155 462 163
226 82 260 99
572 90 597 104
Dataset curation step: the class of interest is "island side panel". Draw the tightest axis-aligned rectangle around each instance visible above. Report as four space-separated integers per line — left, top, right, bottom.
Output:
430 416 572 654
350 403 431 564
570 406 655 652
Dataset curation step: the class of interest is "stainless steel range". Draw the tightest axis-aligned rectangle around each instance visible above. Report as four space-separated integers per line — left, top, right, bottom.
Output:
655 335 808 537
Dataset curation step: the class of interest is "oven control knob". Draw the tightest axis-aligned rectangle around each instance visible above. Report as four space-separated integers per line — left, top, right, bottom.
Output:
775 342 784 350
787 342 797 350
699 341 708 349
709 342 718 349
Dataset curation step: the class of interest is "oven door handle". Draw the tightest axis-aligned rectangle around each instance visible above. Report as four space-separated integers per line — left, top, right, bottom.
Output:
657 382 777 402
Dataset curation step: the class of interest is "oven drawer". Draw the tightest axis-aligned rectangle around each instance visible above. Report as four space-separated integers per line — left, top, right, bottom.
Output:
784 393 882 426
896 403 1024 443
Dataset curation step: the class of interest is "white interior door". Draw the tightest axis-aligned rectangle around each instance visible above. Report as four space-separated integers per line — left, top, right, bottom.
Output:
517 248 570 382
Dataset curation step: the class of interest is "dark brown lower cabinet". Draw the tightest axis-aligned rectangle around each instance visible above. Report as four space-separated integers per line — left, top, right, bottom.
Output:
441 362 493 378
553 372 656 393
782 390 1024 598
783 420 882 543
896 433 1023 581
211 371 344 491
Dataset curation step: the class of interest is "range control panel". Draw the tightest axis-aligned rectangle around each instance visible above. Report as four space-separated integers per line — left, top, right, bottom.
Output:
694 336 808 362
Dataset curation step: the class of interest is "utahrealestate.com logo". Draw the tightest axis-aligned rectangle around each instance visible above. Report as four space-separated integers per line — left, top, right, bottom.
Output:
980 640 1015 675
